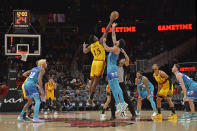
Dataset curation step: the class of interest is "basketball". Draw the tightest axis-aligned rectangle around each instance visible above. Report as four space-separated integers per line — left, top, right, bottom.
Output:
110 11 119 20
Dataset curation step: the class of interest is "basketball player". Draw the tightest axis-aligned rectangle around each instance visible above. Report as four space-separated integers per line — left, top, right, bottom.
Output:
172 64 197 120
83 14 116 106
100 84 111 120
18 59 47 123
135 71 157 117
110 49 136 120
152 64 177 120
103 23 128 113
44 78 57 114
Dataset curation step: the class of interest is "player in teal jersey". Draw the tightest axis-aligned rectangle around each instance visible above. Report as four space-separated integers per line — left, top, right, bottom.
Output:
17 59 47 123
135 71 157 117
172 64 197 121
103 23 127 114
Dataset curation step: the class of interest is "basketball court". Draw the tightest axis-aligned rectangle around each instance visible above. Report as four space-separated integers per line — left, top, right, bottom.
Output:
0 111 196 131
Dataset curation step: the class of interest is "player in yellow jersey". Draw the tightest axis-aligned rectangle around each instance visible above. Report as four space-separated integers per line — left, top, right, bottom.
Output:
44 78 58 114
152 64 177 120
83 13 116 106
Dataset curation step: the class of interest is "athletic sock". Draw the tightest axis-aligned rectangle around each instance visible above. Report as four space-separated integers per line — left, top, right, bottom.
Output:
20 109 25 118
33 94 41 119
102 108 105 114
158 108 161 114
90 92 95 100
136 109 140 114
23 112 26 118
171 107 175 114
185 101 190 112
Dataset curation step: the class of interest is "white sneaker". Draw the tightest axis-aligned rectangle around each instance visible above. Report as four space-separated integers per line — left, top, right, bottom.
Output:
17 116 24 122
121 103 128 112
100 114 106 121
120 111 128 118
152 112 157 117
115 104 121 114
136 111 140 116
54 111 58 115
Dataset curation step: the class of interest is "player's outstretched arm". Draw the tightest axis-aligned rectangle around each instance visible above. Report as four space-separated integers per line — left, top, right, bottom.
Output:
112 23 117 45
22 70 32 77
38 68 45 97
121 49 130 66
99 17 115 45
83 42 91 54
103 38 116 52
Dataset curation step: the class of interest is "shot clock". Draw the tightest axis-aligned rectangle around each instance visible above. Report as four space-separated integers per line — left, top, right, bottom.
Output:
13 10 30 28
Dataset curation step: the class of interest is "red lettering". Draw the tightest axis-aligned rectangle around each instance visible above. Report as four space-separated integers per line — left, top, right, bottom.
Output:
127 27 132 32
161 25 166 31
171 25 175 30
115 27 119 32
158 25 161 31
101 27 105 33
132 26 136 32
166 25 171 30
180 67 196 72
119 27 123 32
183 24 188 30
188 24 192 29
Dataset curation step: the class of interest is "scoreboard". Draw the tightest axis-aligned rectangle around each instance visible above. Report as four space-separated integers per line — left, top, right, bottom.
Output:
13 10 30 28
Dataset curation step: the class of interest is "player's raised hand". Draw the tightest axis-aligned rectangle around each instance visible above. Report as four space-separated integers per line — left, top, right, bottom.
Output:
83 42 88 47
112 23 117 28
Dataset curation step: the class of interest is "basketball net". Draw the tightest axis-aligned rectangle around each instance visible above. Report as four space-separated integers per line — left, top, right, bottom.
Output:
17 50 28 61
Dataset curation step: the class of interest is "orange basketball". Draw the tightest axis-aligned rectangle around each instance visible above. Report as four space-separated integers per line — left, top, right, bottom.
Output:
110 11 119 20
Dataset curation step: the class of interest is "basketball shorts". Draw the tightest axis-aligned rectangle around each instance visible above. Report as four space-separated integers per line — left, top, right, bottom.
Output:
24 81 39 98
140 86 154 99
106 84 111 96
158 81 173 98
107 70 118 81
46 91 55 100
187 82 197 99
90 60 106 78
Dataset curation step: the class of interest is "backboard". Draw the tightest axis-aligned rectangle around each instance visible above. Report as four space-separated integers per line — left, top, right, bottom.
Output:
5 34 41 56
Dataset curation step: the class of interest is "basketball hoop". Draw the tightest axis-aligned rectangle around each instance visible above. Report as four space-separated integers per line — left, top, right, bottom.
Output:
17 50 28 61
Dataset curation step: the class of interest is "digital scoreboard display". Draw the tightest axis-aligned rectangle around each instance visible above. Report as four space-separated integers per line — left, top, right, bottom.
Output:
13 10 30 28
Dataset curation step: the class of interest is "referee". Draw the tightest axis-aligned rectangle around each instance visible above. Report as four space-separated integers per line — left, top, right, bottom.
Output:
110 49 136 120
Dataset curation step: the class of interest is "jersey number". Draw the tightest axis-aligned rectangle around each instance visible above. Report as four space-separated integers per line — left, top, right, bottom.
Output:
29 72 36 78
93 48 101 56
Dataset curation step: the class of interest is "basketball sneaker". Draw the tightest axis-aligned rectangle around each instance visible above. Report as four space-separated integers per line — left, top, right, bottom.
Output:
136 110 141 116
168 113 178 120
190 113 197 120
100 114 106 121
17 116 24 122
23 117 31 122
152 114 162 120
152 111 157 117
33 118 44 123
54 111 58 115
121 102 128 112
178 113 191 121
87 98 95 107
115 103 122 114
